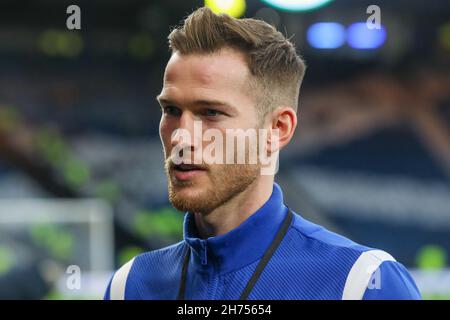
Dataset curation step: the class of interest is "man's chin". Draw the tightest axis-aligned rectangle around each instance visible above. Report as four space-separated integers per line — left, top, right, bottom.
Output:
168 183 209 212
166 164 260 214
170 181 202 195
169 194 208 214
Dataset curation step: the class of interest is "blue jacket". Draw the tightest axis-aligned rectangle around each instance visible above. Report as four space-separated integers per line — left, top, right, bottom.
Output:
104 183 421 300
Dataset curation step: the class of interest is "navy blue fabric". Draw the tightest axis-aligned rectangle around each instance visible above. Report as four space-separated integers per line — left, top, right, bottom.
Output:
104 183 421 300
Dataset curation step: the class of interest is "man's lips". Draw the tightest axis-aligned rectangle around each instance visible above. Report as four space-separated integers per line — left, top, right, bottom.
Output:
170 163 208 181
172 163 207 171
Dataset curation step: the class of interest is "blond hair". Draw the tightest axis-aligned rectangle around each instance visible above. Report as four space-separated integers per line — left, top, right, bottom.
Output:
168 7 306 121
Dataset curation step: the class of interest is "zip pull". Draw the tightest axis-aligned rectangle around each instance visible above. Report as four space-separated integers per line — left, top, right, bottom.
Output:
200 240 208 265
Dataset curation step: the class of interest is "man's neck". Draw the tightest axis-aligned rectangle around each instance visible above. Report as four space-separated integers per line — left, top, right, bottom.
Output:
193 176 274 239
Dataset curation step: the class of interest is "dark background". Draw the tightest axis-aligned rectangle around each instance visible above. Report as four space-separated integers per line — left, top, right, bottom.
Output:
0 0 449 299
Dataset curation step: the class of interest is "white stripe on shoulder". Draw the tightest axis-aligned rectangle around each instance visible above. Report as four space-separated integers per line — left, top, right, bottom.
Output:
342 250 395 300
110 257 136 300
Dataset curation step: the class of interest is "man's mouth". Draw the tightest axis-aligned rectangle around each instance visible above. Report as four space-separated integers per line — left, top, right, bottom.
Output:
171 163 207 181
173 163 206 171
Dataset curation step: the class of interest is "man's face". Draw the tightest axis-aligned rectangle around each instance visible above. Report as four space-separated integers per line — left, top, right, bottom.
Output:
158 48 263 214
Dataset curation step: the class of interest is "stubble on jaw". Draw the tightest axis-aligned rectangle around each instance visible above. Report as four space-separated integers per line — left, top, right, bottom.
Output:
164 157 260 215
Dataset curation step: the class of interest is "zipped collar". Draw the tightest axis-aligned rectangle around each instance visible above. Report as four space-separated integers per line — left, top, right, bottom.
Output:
183 183 289 275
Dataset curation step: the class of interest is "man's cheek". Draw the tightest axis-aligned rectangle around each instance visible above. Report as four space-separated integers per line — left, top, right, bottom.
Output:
159 118 171 138
159 127 172 152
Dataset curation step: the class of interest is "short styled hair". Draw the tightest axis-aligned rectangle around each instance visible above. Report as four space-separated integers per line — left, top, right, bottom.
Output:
167 7 306 121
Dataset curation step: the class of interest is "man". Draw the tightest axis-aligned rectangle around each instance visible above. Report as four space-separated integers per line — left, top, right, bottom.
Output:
104 7 421 300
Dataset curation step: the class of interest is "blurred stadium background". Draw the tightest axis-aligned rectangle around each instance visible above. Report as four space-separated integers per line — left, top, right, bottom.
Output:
0 0 449 299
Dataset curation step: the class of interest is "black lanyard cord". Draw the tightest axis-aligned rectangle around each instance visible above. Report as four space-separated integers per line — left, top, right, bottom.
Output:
177 244 191 300
177 209 293 300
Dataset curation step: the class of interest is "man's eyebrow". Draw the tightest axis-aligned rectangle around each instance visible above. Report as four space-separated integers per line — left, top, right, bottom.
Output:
195 99 235 109
156 95 172 104
156 96 237 113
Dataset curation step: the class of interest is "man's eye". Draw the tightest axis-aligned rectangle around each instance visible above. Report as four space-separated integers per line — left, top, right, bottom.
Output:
204 109 223 117
163 106 181 116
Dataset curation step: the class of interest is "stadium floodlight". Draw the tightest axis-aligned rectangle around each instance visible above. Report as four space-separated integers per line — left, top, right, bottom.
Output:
260 0 335 12
307 22 346 49
205 0 247 18
347 22 387 49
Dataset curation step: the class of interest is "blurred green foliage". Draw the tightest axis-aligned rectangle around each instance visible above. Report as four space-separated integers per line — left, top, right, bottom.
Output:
416 245 447 270
29 223 74 261
0 246 14 275
94 179 121 202
133 207 184 242
118 246 145 266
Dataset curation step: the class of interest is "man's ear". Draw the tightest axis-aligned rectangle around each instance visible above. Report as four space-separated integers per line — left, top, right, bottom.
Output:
266 107 297 154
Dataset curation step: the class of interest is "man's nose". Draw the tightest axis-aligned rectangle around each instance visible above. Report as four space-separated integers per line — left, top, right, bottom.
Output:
170 112 201 151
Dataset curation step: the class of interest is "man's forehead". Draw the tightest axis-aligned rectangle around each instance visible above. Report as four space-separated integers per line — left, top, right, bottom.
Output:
164 49 250 86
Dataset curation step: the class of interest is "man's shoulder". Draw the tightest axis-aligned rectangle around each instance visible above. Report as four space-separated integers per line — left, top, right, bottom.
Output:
105 241 186 299
125 240 186 276
286 211 421 299
289 210 373 255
